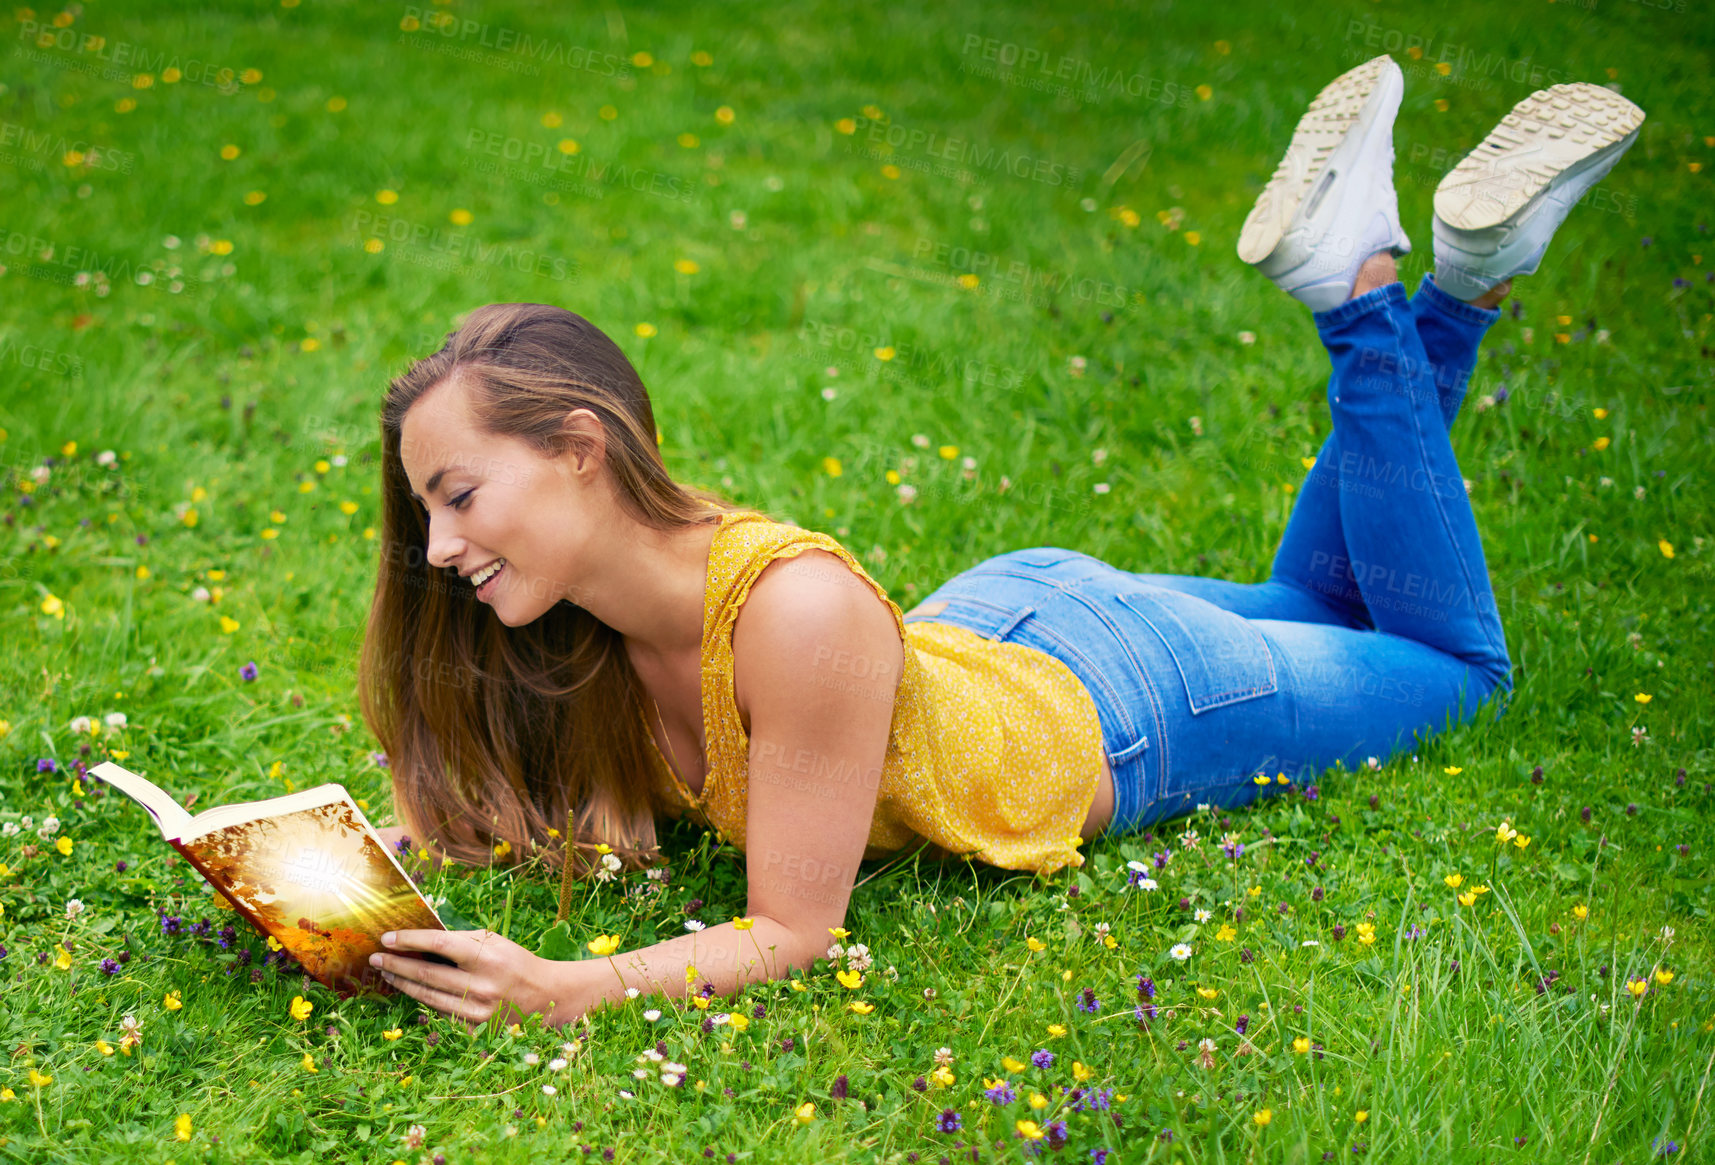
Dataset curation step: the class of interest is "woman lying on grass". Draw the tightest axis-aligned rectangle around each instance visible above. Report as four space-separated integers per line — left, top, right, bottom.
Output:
358 55 1643 1032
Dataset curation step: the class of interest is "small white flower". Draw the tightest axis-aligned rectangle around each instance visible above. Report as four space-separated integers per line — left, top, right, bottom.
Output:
846 944 873 973
523 1052 540 1066
632 1067 650 1079
32 465 51 484
1661 926 1676 942
1092 482 1110 494
663 1061 687 1076
618 1089 635 1099
601 853 622 873
911 433 930 448
1365 756 1381 771
684 920 706 932
625 987 640 998
826 943 843 960
896 483 918 503
1126 859 1148 872
68 716 92 736
65 898 85 920
933 1046 955 1067
1194 909 1212 923
1238 331 1257 345
1196 802 1210 813
96 450 117 466
1139 877 1158 892
642 1009 662 1022
41 816 59 835
1169 943 1193 961
191 586 211 602
824 365 839 377
1093 923 1111 941
549 1057 568 1071
1301 940 1321 947
821 386 838 401
659 1072 682 1088
331 454 348 467
643 1049 665 1063
1091 447 1108 466
1 823 17 837
542 1084 557 1096
710 1013 731 1026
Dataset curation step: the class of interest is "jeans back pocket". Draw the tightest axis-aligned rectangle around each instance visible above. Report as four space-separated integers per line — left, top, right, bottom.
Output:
1116 589 1278 714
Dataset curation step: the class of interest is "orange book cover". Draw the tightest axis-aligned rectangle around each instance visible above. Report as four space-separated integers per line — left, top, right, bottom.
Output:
89 761 448 999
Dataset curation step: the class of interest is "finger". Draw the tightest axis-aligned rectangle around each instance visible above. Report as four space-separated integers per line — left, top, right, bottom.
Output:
372 951 467 995
381 929 457 958
384 971 491 1027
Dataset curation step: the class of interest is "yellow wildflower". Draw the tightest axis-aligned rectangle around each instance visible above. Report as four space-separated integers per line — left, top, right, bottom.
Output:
1196 986 1218 1000
930 1065 954 1088
849 1001 874 1015
793 1101 816 1126
1293 1036 1311 1054
1046 1024 1067 1038
1016 1120 1045 1140
1445 873 1464 889
1626 979 1648 998
95 1039 113 1056
382 1028 402 1040
836 969 863 990
56 835 73 856
302 1052 318 1072
827 927 849 940
1025 937 1046 952
54 945 73 970
1355 1110 1369 1123
290 995 313 1022
586 934 621 957
1216 924 1237 942
175 1113 193 1141
163 990 183 1011
1572 904 1588 920
28 1069 52 1088
1254 1107 1274 1126
1655 968 1674 985
732 916 755 930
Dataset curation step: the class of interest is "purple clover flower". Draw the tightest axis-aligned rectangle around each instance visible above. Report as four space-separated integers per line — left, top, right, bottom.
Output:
1076 988 1099 1014
1030 1049 1054 1070
240 661 258 681
1136 975 1156 999
100 958 120 975
37 758 57 774
938 1109 962 1133
984 1081 1017 1105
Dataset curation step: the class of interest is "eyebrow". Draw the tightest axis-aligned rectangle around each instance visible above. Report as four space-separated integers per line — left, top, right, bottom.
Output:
409 466 454 505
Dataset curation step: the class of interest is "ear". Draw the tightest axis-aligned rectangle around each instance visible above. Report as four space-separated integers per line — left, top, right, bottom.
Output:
557 408 607 475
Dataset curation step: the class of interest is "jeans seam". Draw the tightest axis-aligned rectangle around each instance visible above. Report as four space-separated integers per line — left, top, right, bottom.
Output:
1055 588 1169 806
1380 297 1513 676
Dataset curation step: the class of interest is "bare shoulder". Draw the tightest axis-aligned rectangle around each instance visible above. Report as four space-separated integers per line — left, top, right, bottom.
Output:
732 548 903 707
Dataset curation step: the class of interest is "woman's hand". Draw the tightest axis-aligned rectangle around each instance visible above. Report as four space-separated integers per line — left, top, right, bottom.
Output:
369 929 574 1034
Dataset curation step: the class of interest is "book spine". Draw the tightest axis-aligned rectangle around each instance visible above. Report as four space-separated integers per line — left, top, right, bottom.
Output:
167 839 354 998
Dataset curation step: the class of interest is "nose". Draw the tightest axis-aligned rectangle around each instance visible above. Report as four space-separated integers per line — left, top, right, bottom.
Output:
423 512 464 573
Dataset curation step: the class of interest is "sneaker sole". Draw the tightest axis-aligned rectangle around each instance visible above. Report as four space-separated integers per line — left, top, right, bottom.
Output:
1237 54 1396 266
1433 83 1646 230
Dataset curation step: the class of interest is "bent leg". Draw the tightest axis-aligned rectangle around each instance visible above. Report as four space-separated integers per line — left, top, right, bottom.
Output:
1311 281 1512 686
1262 273 1505 625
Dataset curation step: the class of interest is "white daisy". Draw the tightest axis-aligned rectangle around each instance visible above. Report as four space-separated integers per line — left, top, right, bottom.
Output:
548 1057 568 1071
1193 909 1211 923
684 920 706 932
1169 943 1193 961
643 1009 662 1022
542 1084 557 1096
1139 877 1159 892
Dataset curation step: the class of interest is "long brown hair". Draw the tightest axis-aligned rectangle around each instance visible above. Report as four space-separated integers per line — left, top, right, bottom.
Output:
358 303 750 893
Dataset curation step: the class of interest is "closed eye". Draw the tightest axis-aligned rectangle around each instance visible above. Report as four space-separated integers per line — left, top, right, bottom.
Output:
450 491 473 511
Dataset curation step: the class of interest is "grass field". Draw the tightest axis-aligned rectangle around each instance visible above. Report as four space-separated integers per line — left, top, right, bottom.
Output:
1 0 1712 1161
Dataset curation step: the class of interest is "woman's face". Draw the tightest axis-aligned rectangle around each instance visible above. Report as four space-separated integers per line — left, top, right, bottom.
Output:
398 375 609 627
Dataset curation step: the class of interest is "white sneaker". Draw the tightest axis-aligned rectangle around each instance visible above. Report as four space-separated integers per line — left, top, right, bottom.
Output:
1238 54 1411 314
1432 83 1646 302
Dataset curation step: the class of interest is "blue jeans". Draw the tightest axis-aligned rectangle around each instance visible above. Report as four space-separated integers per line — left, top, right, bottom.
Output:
906 274 1513 836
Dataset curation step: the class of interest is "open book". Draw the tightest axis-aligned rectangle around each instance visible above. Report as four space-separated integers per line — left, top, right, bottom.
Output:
89 761 448 999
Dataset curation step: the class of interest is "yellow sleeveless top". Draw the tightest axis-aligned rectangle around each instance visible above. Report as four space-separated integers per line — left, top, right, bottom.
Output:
638 509 1106 877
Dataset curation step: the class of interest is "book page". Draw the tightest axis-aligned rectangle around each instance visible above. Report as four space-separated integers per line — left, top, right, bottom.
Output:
180 799 446 996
